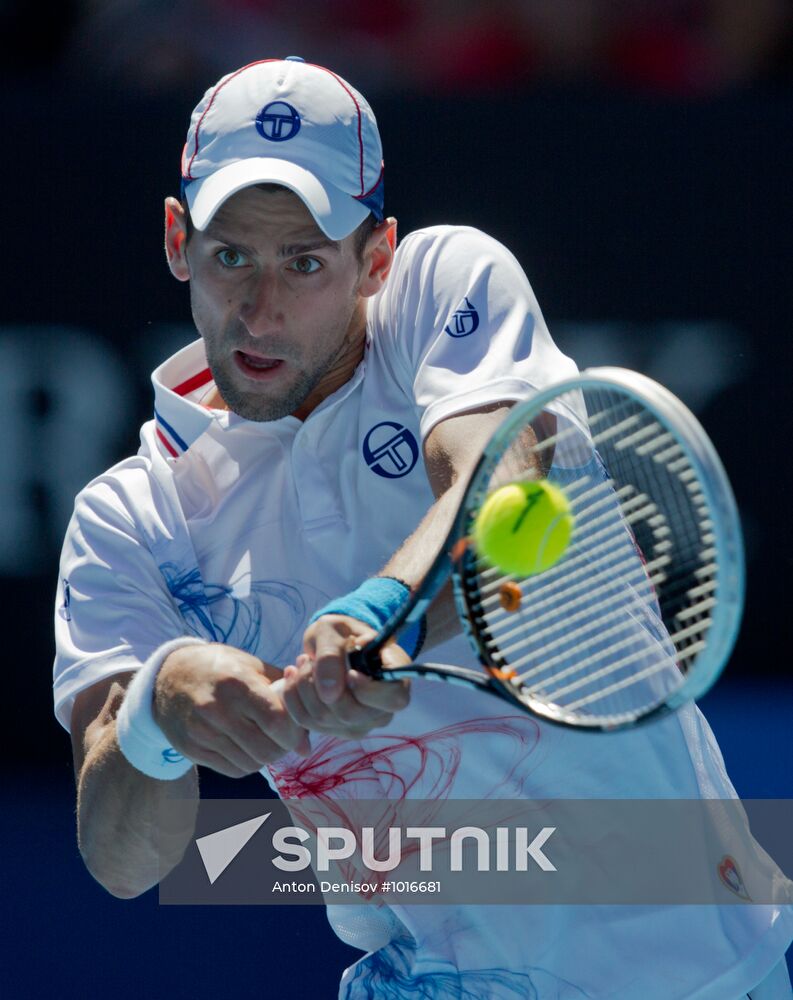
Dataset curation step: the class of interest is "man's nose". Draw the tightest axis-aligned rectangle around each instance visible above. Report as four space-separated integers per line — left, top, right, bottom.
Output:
239 271 281 335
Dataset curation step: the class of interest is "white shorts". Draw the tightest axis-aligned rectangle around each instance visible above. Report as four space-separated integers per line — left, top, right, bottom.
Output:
746 958 793 999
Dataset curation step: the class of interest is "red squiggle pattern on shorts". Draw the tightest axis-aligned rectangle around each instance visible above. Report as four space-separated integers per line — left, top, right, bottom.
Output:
268 716 544 895
269 715 542 800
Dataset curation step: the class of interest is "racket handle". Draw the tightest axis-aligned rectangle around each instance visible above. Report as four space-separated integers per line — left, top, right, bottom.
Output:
347 643 385 679
350 657 511 700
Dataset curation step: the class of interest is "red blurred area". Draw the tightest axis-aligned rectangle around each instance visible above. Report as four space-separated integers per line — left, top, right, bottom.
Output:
14 0 793 96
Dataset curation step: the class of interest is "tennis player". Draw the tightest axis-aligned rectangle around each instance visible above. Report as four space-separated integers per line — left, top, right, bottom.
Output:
54 57 792 998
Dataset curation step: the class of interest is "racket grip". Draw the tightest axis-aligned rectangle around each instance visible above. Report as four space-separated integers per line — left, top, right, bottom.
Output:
347 643 385 679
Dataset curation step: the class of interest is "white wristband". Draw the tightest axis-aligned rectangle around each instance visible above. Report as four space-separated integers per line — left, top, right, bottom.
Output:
115 636 207 780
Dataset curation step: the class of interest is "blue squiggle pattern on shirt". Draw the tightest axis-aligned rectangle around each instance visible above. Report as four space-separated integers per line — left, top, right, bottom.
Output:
159 562 306 661
343 938 591 1000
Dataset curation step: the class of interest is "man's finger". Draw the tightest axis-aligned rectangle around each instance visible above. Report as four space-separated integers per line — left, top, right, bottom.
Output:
311 637 348 704
280 669 322 728
181 728 266 777
282 662 395 734
347 669 411 711
242 681 312 755
282 664 356 728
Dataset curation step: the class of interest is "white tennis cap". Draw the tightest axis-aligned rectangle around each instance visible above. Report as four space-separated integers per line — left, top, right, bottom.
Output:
181 57 385 240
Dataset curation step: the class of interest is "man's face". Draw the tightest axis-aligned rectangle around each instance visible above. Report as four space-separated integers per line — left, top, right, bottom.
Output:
180 186 372 422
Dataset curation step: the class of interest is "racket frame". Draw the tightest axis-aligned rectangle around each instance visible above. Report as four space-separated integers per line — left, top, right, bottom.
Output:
349 367 745 730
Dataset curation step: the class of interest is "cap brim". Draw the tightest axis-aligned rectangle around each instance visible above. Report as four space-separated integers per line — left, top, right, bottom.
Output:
184 159 369 241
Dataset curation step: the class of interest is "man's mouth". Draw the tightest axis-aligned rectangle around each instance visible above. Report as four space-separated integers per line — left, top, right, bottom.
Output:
234 350 285 378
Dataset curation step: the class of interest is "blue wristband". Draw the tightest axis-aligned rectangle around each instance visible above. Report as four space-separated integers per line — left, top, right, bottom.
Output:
309 577 426 659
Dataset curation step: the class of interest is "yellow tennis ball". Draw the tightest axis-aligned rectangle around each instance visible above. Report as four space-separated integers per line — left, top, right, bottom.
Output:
473 480 574 576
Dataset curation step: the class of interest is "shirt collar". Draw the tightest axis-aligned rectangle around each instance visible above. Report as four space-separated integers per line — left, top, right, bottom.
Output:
151 340 215 458
151 333 371 459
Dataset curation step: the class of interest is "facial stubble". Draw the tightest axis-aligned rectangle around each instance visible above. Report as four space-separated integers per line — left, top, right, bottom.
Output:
198 300 364 423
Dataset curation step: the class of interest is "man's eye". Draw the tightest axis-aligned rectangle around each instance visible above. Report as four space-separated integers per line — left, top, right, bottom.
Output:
289 256 321 274
217 248 246 268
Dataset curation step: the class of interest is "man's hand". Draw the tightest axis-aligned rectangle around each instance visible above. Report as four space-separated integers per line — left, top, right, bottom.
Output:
279 615 411 738
154 644 311 776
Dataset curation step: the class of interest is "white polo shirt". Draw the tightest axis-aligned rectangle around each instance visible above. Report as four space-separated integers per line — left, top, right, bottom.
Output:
53 226 791 1000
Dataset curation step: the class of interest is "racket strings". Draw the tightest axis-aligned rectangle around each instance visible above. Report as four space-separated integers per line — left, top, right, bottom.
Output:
476 482 667 611
485 552 657 663
481 543 716 664
502 582 713 689
563 656 685 710
474 465 671 651
466 582 681 719
462 387 721 724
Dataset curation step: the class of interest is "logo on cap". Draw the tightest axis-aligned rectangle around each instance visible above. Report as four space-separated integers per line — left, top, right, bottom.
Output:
256 101 301 142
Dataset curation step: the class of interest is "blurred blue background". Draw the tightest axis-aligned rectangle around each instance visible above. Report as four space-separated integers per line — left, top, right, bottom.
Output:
3 0 792 993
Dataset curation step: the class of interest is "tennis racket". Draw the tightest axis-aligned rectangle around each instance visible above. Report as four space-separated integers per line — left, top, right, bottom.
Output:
347 367 744 732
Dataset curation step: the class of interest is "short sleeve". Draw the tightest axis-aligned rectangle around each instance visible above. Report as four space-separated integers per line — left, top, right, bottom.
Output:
370 226 579 440
53 463 189 732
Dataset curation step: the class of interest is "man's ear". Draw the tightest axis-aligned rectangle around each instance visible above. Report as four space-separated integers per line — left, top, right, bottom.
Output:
164 196 190 282
358 217 397 297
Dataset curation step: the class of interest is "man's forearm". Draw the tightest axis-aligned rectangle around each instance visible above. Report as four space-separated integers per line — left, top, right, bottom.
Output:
77 721 198 898
379 477 468 649
378 404 540 652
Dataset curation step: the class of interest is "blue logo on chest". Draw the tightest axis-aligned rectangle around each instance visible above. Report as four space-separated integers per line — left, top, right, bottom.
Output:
363 422 419 479
256 101 301 142
445 297 479 338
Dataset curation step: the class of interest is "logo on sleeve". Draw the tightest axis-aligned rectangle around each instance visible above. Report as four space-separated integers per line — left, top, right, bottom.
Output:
256 101 301 142
59 578 72 621
717 855 751 900
444 297 479 338
363 422 419 479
